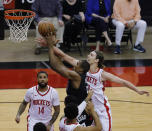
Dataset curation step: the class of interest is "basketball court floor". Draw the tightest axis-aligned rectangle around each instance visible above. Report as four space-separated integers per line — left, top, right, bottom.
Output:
0 29 152 131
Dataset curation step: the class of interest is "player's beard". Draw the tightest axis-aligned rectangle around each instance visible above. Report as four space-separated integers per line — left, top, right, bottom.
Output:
38 82 48 89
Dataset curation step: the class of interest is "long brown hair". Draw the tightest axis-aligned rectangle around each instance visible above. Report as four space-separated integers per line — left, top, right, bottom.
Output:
95 51 104 68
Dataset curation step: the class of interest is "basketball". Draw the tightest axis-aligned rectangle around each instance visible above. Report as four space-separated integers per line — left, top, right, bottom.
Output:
38 21 56 37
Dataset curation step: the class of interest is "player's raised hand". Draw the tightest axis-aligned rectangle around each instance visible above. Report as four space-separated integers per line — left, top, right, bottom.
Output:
137 90 150 96
15 115 20 123
45 35 59 47
35 37 48 47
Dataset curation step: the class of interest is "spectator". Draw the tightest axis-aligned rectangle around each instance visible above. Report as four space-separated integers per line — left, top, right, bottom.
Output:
32 0 64 54
85 0 112 51
62 0 85 52
112 0 147 54
0 0 4 40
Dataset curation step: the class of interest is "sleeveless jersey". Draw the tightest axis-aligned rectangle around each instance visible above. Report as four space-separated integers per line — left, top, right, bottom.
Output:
24 85 60 123
59 117 80 131
86 69 105 107
86 69 112 131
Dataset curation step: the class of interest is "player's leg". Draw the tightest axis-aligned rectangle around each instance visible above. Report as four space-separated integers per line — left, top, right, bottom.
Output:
95 101 112 131
99 115 112 131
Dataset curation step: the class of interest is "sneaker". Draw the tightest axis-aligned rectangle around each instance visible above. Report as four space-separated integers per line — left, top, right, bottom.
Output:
114 45 121 54
133 44 146 53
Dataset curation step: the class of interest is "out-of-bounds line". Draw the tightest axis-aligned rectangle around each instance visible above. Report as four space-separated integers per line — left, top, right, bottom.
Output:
0 100 152 105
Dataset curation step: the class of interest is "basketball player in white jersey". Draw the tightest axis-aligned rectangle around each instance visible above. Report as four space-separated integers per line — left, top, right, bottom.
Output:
85 50 149 131
59 102 102 131
15 71 60 131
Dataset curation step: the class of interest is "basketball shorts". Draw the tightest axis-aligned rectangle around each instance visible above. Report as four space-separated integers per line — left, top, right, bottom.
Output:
95 98 112 131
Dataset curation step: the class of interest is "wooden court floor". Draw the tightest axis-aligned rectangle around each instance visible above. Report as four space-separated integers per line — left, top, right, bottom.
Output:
0 87 151 131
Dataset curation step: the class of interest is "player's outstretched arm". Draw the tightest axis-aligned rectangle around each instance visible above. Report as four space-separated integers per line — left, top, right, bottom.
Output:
15 100 28 123
35 37 79 67
53 46 79 67
102 71 150 96
46 35 81 89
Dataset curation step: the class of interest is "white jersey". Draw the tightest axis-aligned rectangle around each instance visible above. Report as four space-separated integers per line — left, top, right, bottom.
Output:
24 85 60 123
86 68 105 106
59 117 80 131
86 69 112 131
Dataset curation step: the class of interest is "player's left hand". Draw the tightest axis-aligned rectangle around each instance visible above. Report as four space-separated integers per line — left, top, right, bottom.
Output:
138 90 150 96
45 35 59 46
36 36 59 47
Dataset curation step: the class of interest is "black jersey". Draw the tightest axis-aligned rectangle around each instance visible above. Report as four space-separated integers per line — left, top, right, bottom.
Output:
77 110 93 126
66 73 88 104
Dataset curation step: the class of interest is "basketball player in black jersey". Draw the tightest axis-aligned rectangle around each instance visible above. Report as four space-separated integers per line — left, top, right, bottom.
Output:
39 35 93 126
43 35 93 126
44 35 90 93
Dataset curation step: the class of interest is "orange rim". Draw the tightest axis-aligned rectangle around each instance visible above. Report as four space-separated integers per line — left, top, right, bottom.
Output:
5 9 35 20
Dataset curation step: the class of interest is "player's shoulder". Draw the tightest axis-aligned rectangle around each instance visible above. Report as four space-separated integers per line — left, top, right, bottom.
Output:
49 86 58 93
26 85 37 92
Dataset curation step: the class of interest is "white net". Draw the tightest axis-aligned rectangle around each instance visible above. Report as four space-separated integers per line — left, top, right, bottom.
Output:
5 10 35 43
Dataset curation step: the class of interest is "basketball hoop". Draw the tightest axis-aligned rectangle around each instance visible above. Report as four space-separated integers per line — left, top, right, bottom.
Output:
5 9 35 43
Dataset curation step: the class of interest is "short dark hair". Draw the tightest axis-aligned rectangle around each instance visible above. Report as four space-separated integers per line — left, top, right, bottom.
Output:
64 103 78 120
64 95 78 106
95 51 104 68
80 60 90 73
33 122 47 131
37 71 48 78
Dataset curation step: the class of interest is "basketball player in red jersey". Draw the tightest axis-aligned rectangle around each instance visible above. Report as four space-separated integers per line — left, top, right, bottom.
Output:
15 71 60 131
